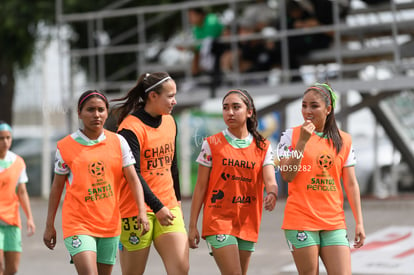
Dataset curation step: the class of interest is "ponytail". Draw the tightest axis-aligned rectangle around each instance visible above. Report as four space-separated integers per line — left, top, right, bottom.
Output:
112 72 171 126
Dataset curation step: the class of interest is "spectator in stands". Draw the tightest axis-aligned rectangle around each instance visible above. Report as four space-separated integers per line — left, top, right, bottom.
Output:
219 18 279 76
215 1 280 81
275 0 349 75
240 0 278 33
187 7 224 76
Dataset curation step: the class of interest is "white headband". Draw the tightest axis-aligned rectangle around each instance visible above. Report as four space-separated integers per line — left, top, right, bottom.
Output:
144 76 171 93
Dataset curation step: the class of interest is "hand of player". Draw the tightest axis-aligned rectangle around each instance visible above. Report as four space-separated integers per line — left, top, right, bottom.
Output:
188 227 200 249
155 206 176 226
300 120 315 142
137 213 150 236
353 224 366 248
27 218 36 237
43 226 57 250
264 192 277 211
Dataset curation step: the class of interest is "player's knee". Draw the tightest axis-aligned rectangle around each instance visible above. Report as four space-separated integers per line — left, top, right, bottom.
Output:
178 266 190 275
168 261 189 275
181 261 190 274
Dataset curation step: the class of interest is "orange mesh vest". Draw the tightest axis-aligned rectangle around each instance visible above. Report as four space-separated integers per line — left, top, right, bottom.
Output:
202 132 269 242
0 155 25 227
118 114 178 217
58 130 124 238
282 126 352 230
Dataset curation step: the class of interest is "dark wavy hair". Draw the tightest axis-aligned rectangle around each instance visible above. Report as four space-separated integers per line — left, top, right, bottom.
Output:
223 89 266 150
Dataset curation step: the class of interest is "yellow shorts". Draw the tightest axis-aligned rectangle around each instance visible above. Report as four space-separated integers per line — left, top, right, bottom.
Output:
119 206 187 252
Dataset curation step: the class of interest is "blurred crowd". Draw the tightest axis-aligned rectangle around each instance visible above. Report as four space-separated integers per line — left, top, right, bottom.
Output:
183 0 390 83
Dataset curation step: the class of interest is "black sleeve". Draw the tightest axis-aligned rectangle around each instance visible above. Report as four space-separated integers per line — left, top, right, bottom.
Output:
118 128 164 213
172 118 182 201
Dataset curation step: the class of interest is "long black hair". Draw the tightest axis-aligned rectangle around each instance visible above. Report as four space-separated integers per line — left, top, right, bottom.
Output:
223 89 266 150
305 83 343 154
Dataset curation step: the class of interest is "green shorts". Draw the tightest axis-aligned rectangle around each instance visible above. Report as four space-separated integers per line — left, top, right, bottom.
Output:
284 229 350 251
64 235 119 265
119 206 187 252
0 225 21 252
205 235 255 255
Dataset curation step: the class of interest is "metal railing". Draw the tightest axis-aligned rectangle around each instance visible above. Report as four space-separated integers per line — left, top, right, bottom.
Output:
56 0 414 96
